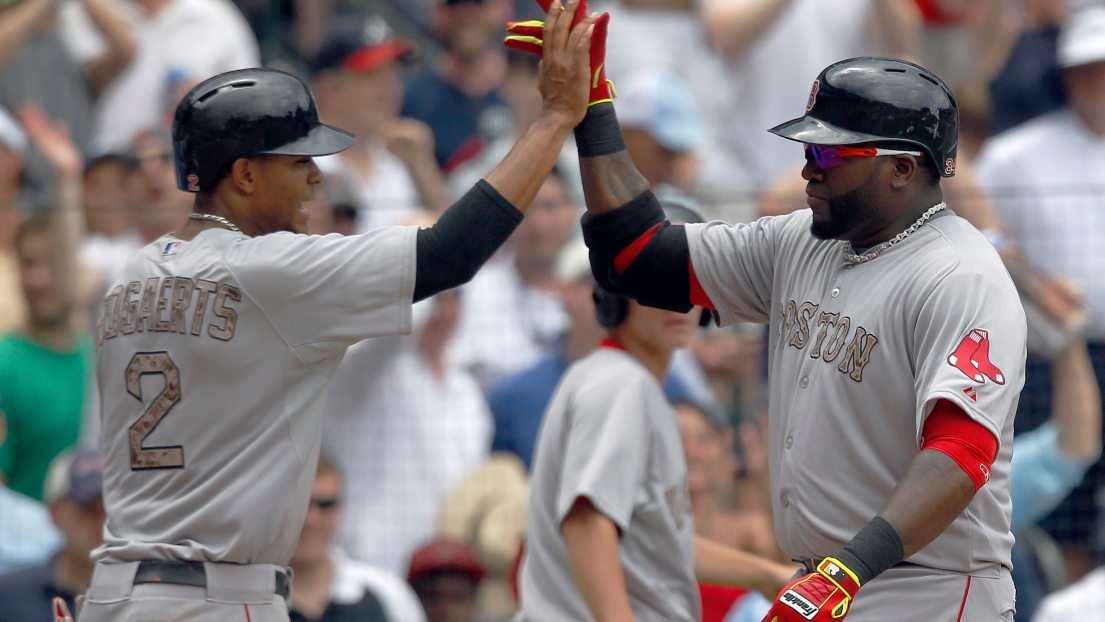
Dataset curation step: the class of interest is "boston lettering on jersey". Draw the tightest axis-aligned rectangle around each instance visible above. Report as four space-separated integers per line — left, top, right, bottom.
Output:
95 277 241 346
778 299 879 382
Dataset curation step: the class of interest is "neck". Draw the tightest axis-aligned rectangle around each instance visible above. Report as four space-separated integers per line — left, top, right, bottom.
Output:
179 196 251 239
852 194 943 248
53 549 94 594
609 331 672 385
25 320 76 352
289 556 330 587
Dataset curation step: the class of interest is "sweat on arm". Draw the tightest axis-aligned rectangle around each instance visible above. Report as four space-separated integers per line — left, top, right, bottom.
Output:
413 180 524 302
580 189 714 313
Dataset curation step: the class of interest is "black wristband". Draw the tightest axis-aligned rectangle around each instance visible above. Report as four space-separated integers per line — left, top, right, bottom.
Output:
574 103 627 158
832 517 904 586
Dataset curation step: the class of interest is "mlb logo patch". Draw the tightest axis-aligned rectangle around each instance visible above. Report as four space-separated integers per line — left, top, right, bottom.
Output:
162 241 183 256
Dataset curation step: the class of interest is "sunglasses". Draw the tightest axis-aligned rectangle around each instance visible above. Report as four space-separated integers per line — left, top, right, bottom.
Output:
804 144 924 169
309 497 340 511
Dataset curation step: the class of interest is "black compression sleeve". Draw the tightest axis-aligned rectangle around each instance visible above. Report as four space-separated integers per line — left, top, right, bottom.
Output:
581 191 694 313
413 180 523 302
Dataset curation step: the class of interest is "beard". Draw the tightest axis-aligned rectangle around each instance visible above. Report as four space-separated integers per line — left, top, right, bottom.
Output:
809 182 881 241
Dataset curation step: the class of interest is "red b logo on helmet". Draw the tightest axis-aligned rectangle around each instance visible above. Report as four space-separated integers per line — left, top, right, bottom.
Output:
806 80 820 112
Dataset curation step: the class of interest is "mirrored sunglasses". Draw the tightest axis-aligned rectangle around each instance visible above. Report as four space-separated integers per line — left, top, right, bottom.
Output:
804 144 924 169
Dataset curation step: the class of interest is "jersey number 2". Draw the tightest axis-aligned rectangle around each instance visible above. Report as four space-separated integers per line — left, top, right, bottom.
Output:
126 352 184 470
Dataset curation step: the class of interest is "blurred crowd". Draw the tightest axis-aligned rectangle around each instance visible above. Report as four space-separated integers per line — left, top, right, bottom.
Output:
1 0 1105 620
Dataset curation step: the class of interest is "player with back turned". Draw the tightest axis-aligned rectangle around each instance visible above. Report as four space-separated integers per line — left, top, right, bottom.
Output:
74 4 600 621
508 5 1027 619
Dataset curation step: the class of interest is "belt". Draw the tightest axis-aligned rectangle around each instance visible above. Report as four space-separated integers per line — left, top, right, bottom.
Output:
797 558 923 574
133 560 291 599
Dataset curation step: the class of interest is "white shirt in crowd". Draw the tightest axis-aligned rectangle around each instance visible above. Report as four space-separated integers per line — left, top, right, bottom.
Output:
1032 565 1105 621
316 143 423 233
695 0 879 196
82 0 259 151
328 547 427 622
453 258 569 393
974 108 1105 341
323 300 492 575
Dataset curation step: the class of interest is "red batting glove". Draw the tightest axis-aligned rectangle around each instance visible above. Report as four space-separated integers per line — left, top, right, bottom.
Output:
762 557 861 622
504 9 615 106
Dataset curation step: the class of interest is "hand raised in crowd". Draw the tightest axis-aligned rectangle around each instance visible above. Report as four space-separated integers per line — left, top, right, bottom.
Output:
381 117 436 168
17 105 82 179
532 0 599 129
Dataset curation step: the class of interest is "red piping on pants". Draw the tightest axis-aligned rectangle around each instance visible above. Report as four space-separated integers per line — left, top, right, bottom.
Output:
954 576 972 621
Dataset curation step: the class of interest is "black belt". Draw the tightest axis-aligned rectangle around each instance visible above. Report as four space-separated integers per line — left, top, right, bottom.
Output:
797 558 923 574
133 560 291 599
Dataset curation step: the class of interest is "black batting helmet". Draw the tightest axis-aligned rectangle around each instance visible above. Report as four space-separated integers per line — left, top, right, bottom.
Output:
769 57 959 178
593 196 709 329
172 68 355 192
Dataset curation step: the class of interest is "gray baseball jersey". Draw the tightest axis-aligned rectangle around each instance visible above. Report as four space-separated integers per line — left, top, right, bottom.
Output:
92 227 416 565
685 209 1025 573
519 346 699 622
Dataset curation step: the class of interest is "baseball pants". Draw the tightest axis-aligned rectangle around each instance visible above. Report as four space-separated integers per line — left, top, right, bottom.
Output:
78 561 291 622
845 563 1015 621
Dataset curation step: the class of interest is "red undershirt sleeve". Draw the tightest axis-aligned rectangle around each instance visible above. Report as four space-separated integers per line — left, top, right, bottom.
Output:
920 399 999 491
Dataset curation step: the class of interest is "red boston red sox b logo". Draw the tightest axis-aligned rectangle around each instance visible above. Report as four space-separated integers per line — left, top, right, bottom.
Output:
806 80 820 111
947 329 1005 387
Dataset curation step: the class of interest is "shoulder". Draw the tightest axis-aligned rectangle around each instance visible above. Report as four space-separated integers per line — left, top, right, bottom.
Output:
923 214 1009 279
563 349 656 399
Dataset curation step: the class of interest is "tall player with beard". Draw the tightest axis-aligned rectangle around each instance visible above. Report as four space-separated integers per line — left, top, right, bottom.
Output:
510 15 1026 619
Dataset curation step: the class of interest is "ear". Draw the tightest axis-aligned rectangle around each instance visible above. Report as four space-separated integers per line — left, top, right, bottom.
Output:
888 154 919 190
229 158 257 194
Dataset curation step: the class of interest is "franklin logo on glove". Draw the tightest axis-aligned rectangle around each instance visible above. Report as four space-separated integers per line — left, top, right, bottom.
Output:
780 590 820 619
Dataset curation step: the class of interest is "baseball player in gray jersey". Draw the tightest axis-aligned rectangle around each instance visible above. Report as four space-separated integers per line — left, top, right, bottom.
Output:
519 203 796 622
80 4 599 621
553 44 1024 622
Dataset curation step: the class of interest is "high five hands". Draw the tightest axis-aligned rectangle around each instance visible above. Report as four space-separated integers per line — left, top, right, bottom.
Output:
505 0 614 110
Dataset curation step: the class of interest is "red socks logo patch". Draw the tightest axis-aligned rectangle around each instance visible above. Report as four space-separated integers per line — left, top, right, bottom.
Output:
947 329 1005 385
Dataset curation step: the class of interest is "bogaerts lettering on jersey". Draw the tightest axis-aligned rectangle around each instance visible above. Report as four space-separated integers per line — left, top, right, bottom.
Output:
95 277 241 346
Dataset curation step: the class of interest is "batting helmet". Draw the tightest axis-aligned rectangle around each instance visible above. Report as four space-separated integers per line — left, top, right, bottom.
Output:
172 68 355 192
769 57 959 177
593 197 709 329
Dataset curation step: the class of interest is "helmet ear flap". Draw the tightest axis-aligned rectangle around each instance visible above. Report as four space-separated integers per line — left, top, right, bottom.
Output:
593 286 629 329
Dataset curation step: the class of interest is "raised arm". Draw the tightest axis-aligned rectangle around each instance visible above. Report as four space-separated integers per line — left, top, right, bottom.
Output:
80 0 137 98
700 0 796 60
0 0 56 70
411 0 596 302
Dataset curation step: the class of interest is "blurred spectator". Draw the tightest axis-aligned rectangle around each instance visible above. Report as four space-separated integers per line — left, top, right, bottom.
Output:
486 238 695 469
79 152 142 294
1033 561 1105 621
289 454 427 622
615 70 705 195
407 540 488 622
974 5 1105 580
324 290 491 575
1010 338 1103 621
231 0 336 67
436 453 529 620
988 0 1070 137
0 109 91 501
0 0 135 208
91 0 259 152
453 171 576 392
0 449 104 622
0 413 62 575
676 400 778 560
447 49 581 202
128 129 190 242
402 0 513 172
0 106 26 332
695 0 920 220
312 12 450 231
